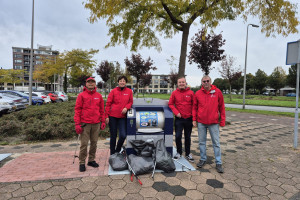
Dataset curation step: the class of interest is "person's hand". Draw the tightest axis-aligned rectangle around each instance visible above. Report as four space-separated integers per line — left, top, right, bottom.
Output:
105 118 109 125
192 121 197 127
121 108 128 114
75 125 83 134
101 122 106 130
176 113 181 118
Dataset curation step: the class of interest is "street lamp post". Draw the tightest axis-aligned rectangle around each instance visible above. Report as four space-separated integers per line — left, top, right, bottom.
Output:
29 0 34 105
242 24 259 109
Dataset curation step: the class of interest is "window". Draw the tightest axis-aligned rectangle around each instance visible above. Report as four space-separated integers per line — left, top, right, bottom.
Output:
154 85 158 88
14 60 22 64
36 61 43 65
14 54 22 58
35 55 40 59
14 66 22 70
24 61 30 65
154 80 159 84
13 48 23 53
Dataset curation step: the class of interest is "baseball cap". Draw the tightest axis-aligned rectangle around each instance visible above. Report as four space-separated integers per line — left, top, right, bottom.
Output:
86 77 96 82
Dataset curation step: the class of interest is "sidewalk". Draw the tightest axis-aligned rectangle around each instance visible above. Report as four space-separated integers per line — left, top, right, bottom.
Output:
0 111 299 199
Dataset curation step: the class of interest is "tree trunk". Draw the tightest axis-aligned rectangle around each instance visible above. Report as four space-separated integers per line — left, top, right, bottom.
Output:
63 73 67 93
229 84 232 101
178 24 191 77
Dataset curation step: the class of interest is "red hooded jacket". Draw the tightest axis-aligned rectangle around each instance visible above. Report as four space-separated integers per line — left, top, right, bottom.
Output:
168 87 194 119
105 87 133 118
192 85 226 126
74 87 105 125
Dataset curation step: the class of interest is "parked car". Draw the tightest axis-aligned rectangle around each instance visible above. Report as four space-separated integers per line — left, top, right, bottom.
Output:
34 90 58 103
0 90 43 105
0 96 16 116
25 91 51 103
55 91 68 102
286 93 296 97
0 93 28 110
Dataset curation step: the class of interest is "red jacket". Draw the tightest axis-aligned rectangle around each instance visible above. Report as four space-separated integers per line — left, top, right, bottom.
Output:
192 85 226 126
105 87 133 118
74 87 105 125
168 87 194 119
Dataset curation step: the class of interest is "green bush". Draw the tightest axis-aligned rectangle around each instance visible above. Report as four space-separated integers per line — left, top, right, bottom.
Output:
0 99 111 143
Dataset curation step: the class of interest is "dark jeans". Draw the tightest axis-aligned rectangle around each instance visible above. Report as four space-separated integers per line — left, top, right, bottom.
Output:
109 116 127 155
175 117 193 156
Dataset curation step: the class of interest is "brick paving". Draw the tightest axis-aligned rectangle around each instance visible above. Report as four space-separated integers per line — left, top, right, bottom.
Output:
0 111 299 199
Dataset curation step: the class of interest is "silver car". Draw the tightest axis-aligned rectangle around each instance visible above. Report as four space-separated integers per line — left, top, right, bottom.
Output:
55 91 68 102
0 96 16 115
0 93 27 110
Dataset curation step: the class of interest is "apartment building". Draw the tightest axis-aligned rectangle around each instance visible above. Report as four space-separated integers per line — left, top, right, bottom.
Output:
127 74 175 94
11 45 62 91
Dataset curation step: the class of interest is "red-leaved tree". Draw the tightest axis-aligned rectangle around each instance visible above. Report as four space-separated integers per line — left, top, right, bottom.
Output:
188 30 226 75
125 54 157 98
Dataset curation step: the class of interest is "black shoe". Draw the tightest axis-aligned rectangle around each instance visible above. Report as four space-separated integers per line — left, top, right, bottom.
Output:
216 164 224 173
197 160 206 168
79 164 86 172
87 161 99 168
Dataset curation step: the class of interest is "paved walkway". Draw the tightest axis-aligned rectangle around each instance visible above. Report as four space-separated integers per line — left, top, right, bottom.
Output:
0 111 299 199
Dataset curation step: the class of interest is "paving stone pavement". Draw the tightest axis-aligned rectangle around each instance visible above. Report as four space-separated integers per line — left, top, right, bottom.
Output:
0 111 299 199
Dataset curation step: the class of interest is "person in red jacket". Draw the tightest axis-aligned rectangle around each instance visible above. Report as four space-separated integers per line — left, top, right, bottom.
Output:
168 77 194 162
192 75 225 173
74 77 106 172
105 75 133 155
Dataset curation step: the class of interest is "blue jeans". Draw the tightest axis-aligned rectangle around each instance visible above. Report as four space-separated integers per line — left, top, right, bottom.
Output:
109 117 126 155
197 123 222 164
175 117 193 156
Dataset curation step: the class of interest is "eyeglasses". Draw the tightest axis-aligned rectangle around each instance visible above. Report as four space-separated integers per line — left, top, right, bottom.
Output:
202 80 210 83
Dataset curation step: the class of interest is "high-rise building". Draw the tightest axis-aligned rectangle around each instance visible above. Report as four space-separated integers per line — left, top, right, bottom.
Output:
11 45 62 91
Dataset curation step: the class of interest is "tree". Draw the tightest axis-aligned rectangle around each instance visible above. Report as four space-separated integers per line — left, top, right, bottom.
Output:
231 72 243 94
33 56 63 91
213 78 229 93
189 30 226 75
71 75 91 88
286 64 297 88
267 66 286 96
253 69 268 94
139 73 152 96
125 54 157 98
84 0 299 78
57 49 99 92
245 73 255 94
2 69 25 90
96 60 112 97
218 55 241 101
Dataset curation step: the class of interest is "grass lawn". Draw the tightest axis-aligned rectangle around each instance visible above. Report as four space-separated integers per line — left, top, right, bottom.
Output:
130 93 298 108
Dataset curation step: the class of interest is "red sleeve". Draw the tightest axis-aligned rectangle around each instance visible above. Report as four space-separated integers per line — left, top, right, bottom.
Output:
168 92 179 116
125 89 133 110
105 90 114 119
99 94 105 123
192 92 198 121
218 92 226 126
74 93 83 125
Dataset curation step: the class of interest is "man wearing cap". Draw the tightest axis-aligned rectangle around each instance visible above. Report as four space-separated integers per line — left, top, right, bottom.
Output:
192 75 225 173
74 77 106 172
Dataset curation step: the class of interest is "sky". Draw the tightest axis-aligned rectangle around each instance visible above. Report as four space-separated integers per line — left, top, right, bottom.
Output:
0 0 299 87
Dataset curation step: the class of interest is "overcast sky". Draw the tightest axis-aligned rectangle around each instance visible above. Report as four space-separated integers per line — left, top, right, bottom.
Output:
0 0 299 87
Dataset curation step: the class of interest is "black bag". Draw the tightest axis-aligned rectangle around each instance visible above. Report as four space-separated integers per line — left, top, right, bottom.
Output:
155 139 176 173
109 153 128 171
129 139 155 157
128 154 154 175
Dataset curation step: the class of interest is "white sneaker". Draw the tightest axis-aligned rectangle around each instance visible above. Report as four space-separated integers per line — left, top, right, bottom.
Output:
174 152 181 159
186 154 194 162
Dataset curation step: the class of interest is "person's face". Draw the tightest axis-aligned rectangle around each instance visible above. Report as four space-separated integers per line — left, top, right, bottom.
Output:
118 78 127 87
177 78 187 90
202 77 211 91
86 80 96 90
